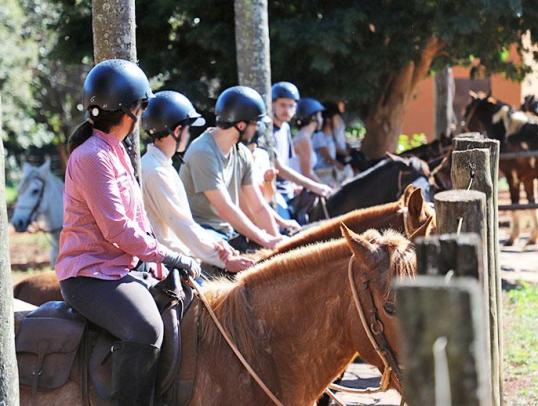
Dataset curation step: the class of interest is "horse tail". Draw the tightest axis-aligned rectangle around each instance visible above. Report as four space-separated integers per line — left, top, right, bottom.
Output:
68 120 93 153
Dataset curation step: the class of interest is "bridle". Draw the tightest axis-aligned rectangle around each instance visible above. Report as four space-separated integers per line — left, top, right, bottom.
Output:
16 176 62 234
346 256 403 392
16 177 46 226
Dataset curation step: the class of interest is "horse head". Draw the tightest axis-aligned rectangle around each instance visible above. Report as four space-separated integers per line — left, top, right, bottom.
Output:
11 159 64 234
341 225 416 393
399 185 436 238
464 91 508 141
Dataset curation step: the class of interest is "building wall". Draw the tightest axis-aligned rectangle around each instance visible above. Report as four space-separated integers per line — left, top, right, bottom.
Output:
401 47 523 141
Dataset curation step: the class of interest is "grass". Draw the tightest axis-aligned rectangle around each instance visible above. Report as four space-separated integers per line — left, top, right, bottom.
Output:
504 283 538 405
5 185 17 205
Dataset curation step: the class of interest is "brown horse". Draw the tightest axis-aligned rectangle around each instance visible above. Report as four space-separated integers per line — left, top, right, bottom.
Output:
14 186 433 306
17 226 415 405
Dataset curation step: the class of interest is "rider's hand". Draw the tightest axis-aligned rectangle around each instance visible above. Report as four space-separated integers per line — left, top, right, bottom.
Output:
281 218 301 233
163 253 201 280
263 168 279 183
214 241 237 262
224 255 255 273
259 233 286 250
310 183 333 198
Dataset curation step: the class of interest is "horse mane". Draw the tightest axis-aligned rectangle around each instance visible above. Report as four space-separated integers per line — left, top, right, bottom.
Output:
270 201 402 256
198 230 416 354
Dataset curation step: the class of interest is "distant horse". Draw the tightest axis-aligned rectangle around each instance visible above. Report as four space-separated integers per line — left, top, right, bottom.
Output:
17 226 414 405
309 154 431 221
14 188 435 306
464 92 538 245
11 159 64 265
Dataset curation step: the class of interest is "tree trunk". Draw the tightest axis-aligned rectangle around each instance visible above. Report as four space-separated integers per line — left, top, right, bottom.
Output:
435 67 456 138
0 94 20 405
234 0 274 156
91 0 141 181
361 38 443 159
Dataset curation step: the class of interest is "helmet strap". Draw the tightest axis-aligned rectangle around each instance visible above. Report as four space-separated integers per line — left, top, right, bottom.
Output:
233 123 246 145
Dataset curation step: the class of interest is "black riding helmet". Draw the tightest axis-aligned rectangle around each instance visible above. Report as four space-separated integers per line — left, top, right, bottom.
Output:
271 82 300 101
142 91 205 138
215 86 267 126
295 97 325 127
83 59 154 121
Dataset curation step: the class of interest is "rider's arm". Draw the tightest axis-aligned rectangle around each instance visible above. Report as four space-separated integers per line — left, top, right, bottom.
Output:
73 150 167 262
293 137 323 183
274 157 331 196
204 187 277 248
143 167 225 268
239 184 279 236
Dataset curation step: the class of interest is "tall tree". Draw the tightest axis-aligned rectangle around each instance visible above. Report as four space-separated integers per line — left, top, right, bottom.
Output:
92 0 141 179
234 0 274 154
0 93 19 405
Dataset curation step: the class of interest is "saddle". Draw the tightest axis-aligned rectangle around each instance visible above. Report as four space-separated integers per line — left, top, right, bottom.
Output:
15 268 198 405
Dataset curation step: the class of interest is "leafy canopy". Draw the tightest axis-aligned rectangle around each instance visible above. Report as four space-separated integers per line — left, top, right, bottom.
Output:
48 0 537 119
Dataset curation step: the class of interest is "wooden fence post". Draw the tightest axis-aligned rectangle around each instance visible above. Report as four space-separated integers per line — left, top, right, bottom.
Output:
452 140 503 404
396 275 490 406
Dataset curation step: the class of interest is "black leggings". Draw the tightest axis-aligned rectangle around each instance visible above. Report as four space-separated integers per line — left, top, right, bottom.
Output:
60 274 163 347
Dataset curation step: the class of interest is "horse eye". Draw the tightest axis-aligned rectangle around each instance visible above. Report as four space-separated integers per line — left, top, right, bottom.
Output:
31 189 40 195
384 302 395 315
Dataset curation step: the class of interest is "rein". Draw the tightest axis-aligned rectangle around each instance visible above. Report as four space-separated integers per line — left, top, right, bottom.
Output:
188 277 284 406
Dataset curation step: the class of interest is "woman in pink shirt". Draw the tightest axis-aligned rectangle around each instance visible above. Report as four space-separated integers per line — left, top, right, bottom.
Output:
55 59 200 406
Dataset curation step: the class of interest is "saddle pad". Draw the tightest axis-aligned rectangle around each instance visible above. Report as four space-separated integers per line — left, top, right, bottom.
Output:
16 301 86 389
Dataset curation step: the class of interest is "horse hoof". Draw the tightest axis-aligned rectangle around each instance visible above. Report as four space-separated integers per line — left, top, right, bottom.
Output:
503 239 515 246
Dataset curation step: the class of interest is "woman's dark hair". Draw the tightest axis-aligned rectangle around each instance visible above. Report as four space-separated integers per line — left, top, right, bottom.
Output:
68 107 128 153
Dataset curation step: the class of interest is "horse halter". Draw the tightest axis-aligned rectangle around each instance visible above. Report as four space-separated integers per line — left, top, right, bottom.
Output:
347 256 403 391
17 177 47 226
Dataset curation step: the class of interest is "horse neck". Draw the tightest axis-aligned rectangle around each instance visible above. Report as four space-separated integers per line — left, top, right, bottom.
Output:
274 203 403 255
236 255 379 404
41 174 64 231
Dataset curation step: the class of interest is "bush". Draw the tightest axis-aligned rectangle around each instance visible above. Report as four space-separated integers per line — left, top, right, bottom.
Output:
396 133 428 153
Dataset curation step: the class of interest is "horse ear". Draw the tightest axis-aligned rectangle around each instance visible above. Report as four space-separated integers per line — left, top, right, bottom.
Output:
340 223 377 262
386 152 399 161
408 216 433 240
468 90 478 99
407 187 424 218
38 158 51 176
399 184 417 206
22 162 32 175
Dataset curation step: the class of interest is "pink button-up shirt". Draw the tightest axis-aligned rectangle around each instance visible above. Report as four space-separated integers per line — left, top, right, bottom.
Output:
55 129 169 281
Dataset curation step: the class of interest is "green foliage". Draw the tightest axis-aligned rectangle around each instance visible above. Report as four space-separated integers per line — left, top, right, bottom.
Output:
396 133 428 153
9 0 538 155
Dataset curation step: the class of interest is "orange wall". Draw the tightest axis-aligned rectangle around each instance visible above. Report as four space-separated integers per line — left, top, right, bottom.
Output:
401 48 522 141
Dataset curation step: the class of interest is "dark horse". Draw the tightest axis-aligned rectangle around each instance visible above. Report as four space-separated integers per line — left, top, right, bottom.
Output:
309 154 431 221
464 92 538 245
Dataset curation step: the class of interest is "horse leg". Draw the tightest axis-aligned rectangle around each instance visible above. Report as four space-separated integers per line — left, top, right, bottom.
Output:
522 178 538 246
505 171 520 246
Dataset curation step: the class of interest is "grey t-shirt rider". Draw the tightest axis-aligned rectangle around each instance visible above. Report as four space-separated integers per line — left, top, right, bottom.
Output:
179 128 255 236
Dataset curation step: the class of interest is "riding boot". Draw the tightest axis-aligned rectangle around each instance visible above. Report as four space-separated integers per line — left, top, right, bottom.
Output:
111 341 160 406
